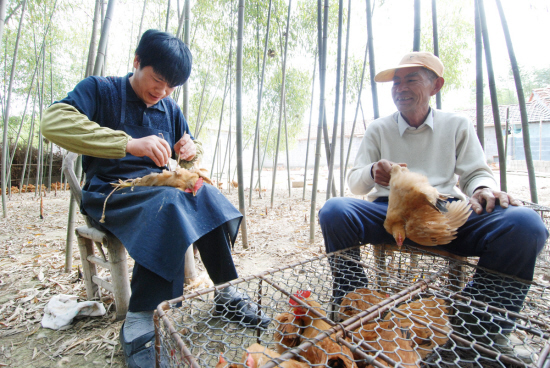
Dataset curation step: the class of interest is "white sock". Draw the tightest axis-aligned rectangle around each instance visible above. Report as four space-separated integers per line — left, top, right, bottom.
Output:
123 311 154 342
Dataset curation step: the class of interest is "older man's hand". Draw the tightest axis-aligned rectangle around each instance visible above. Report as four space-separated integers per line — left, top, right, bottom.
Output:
372 159 407 186
469 187 522 214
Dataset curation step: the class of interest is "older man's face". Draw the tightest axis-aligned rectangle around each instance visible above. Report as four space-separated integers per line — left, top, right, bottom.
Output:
391 67 437 116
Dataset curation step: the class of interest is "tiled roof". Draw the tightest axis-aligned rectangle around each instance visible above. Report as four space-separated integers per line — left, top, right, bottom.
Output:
458 97 550 126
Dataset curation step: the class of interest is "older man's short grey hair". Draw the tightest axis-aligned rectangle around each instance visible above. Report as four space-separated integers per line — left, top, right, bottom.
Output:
422 67 439 81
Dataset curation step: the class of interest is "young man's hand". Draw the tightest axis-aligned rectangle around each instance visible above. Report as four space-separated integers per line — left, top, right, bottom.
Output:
126 135 171 167
174 133 196 161
469 187 522 214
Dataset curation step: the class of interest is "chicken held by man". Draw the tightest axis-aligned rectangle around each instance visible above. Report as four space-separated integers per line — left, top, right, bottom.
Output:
384 164 471 246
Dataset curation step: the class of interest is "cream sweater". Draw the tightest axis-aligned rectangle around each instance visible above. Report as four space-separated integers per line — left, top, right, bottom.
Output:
347 109 497 201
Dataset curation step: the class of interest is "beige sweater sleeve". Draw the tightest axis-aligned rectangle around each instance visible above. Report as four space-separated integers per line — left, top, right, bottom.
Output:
41 103 131 158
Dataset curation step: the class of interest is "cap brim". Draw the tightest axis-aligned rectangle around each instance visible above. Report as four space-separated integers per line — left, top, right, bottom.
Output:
374 63 437 82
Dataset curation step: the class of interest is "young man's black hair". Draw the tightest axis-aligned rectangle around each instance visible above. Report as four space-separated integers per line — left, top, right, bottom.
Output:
135 29 192 88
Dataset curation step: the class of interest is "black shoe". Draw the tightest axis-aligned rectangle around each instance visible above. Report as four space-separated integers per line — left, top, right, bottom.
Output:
214 286 271 329
119 323 156 368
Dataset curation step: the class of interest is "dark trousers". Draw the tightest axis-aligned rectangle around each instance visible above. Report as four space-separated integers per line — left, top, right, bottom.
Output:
128 223 239 311
319 197 548 315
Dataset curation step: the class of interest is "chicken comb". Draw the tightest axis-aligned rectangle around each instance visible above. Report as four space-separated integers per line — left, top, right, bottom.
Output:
289 290 311 305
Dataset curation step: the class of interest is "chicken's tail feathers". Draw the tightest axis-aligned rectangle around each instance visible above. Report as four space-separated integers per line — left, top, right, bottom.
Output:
444 200 472 229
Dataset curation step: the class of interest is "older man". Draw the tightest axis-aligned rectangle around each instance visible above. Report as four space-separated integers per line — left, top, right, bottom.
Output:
319 52 547 350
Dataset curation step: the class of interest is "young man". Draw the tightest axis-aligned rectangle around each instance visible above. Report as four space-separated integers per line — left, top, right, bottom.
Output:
42 29 269 368
319 52 547 351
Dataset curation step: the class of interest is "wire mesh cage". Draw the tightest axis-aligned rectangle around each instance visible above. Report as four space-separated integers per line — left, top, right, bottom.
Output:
156 205 550 368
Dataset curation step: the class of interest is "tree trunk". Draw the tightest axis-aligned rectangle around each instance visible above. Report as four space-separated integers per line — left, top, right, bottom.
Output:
475 0 484 149
496 0 538 203
2 0 27 218
365 0 379 119
235 0 248 248
270 0 292 209
477 0 506 192
326 0 344 200
413 0 421 51
249 0 272 206
93 0 116 77
432 0 441 109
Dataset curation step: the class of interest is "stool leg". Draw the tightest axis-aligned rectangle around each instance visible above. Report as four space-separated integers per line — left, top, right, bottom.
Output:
448 260 464 293
106 236 131 321
373 244 387 291
77 235 98 300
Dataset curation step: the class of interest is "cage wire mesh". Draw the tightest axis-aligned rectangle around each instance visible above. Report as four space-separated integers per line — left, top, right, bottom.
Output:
156 205 550 368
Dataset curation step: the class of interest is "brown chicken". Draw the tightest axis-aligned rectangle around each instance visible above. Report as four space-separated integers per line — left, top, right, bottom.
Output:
384 164 471 246
215 343 309 368
347 319 419 367
290 290 357 368
273 312 304 353
338 288 389 320
383 296 450 359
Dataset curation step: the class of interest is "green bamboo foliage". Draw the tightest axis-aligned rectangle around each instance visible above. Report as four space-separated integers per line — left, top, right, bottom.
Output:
495 0 538 203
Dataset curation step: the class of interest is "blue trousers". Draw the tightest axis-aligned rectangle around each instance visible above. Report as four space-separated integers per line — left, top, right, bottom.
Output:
128 223 239 311
319 197 548 316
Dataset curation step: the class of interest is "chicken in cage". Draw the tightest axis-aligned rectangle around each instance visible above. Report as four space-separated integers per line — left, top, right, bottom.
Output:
155 240 550 368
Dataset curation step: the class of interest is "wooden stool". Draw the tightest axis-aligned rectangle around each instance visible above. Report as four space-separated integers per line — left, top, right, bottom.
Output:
62 152 198 321
372 243 468 293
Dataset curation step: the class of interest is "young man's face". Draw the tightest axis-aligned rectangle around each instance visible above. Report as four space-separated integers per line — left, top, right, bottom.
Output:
131 57 176 107
391 67 437 116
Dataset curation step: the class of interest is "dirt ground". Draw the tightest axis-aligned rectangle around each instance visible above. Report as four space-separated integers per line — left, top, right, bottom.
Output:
1 169 549 367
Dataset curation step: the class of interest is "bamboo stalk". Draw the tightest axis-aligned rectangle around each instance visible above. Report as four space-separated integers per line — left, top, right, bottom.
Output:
310 0 329 243
477 0 507 192
92 0 116 77
474 0 484 148
495 0 538 203
413 0 421 51
165 0 171 32
235 0 248 248
326 0 344 200
344 43 368 179
249 0 272 206
137 0 147 48
365 0 379 119
194 72 209 138
339 0 352 197
302 50 317 200
86 0 101 78
182 0 190 118
2 0 27 217
19 91 37 193
270 0 292 209
0 1 8 49
432 0 441 109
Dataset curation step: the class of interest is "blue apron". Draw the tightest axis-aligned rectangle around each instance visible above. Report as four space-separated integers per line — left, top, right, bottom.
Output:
80 76 242 282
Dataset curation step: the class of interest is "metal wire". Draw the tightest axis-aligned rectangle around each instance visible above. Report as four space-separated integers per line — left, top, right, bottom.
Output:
156 206 550 368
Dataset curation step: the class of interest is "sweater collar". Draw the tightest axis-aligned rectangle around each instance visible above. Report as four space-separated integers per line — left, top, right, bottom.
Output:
397 107 434 136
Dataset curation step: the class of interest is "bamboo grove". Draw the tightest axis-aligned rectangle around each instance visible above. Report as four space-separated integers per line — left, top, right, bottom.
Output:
0 0 544 250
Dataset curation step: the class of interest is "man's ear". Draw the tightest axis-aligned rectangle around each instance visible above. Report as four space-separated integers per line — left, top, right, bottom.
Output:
432 77 445 96
133 55 140 70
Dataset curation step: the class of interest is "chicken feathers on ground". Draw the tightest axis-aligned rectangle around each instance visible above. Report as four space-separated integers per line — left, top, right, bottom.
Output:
384 164 472 246
383 296 450 359
290 290 357 368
